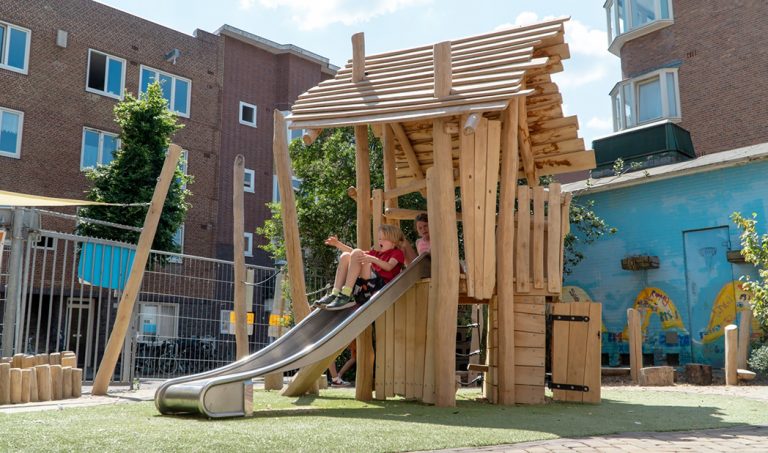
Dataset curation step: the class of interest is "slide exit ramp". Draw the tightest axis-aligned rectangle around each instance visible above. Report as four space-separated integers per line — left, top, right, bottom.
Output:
155 253 431 418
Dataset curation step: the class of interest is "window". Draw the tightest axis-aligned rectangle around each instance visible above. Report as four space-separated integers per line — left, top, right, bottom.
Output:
239 102 257 127
0 21 30 74
140 66 191 117
605 0 673 54
0 106 23 158
137 302 178 341
244 168 255 193
272 175 301 203
86 50 125 99
81 128 120 169
244 232 253 257
610 68 680 131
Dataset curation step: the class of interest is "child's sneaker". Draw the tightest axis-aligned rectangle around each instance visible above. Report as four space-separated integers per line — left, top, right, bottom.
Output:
324 293 355 311
331 377 351 387
311 293 335 308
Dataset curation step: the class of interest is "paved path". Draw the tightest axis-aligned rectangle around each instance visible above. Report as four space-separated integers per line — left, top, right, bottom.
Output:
427 425 768 452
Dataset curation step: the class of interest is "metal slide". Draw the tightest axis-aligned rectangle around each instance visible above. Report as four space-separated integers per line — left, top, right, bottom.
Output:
155 253 431 418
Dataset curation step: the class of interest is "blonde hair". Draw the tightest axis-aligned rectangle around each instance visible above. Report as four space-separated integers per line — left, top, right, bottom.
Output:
379 224 405 247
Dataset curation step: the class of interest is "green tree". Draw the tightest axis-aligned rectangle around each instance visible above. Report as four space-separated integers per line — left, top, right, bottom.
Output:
731 212 768 334
78 82 191 253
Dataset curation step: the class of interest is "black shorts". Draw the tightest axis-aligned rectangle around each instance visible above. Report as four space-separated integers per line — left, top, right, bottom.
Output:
353 271 384 305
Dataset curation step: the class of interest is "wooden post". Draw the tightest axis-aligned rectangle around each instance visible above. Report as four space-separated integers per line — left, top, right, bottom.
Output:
233 154 249 360
432 117 459 407
0 362 10 404
35 365 51 401
50 365 63 400
29 367 38 402
273 111 310 322
382 125 398 222
10 368 21 404
92 144 183 395
21 355 36 369
20 369 31 403
517 97 537 185
302 128 322 146
463 113 480 135
725 324 738 386
497 103 519 405
72 368 82 398
63 367 73 399
627 308 642 383
49 352 61 365
433 42 452 98
35 354 48 366
422 168 438 404
738 309 752 370
355 124 374 401
352 32 365 83
12 353 23 369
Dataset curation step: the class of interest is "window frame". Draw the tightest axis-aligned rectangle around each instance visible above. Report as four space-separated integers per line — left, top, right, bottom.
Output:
139 65 192 118
85 49 126 100
244 232 253 257
239 101 257 127
244 168 255 193
0 20 31 74
80 127 120 170
137 301 179 341
610 68 681 132
605 0 674 55
0 106 24 159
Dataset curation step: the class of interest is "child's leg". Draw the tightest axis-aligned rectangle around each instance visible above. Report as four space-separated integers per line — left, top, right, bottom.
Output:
337 341 357 378
344 249 372 289
333 252 352 291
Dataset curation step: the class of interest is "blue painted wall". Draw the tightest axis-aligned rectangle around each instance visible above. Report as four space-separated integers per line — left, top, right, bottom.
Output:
565 160 766 367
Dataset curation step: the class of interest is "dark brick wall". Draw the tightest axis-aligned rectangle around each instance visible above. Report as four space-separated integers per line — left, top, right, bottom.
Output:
619 0 768 156
216 36 330 266
0 0 222 258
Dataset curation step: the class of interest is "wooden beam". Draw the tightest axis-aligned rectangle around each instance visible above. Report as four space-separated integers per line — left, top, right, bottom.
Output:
382 124 398 215
383 169 460 200
517 96 537 185
301 128 322 146
433 41 452 98
92 144 182 395
232 155 249 360
390 123 425 180
463 113 481 135
347 186 358 201
432 118 459 407
355 124 374 401
352 32 365 83
496 103 518 405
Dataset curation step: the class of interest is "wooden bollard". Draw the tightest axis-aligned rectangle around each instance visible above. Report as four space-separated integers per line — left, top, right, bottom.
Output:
627 308 643 383
20 369 32 403
35 365 52 401
10 368 22 404
35 354 49 366
738 310 752 370
72 368 83 398
22 355 36 369
63 367 73 399
61 353 77 368
50 365 63 400
0 363 10 404
0 357 11 364
29 368 38 402
725 324 738 386
49 353 62 366
264 372 283 391
12 353 24 369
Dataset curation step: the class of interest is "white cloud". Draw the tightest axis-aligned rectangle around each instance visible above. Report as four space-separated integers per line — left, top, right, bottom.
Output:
496 13 610 59
245 0 433 31
552 65 609 88
587 117 612 131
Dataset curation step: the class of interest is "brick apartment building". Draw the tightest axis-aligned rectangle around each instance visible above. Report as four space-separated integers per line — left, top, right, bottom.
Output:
593 0 768 175
0 0 335 265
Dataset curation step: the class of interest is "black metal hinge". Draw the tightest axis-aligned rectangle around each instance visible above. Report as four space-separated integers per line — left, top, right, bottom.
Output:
548 314 590 323
549 382 589 392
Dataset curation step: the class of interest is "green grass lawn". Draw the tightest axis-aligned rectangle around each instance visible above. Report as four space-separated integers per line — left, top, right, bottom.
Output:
1 388 766 452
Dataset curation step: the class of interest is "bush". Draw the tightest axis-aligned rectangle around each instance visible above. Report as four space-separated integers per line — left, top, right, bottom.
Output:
748 344 768 374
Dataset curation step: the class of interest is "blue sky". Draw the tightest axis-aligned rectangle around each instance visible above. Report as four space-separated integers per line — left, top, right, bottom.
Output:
97 0 620 146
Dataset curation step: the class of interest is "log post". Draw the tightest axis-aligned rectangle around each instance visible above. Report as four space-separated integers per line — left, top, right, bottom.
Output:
738 309 752 370
10 368 21 404
21 355 36 369
29 368 38 402
20 369 31 403
51 365 63 400
725 324 738 386
35 365 51 401
49 352 61 365
63 367 73 399
517 97 537 186
627 308 642 383
496 103 519 405
273 111 310 322
432 117 459 407
302 128 322 146
433 42 452 98
72 368 83 398
0 362 10 404
382 125 398 223
352 32 365 83
463 113 481 136
92 144 183 395
233 154 249 360
355 124 374 401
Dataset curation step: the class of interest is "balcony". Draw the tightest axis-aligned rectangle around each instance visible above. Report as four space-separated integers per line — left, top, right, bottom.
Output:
591 121 694 178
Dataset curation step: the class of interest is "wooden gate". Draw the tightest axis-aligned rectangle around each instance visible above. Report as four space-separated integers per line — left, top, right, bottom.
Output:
549 302 602 403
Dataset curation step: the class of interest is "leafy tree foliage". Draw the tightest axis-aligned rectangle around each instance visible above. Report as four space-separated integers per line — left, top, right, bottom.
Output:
78 83 191 253
732 212 768 334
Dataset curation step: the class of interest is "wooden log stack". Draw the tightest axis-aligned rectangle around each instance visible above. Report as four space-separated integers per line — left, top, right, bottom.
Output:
0 352 82 405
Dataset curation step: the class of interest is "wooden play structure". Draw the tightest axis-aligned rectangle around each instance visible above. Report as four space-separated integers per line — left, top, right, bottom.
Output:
274 18 598 406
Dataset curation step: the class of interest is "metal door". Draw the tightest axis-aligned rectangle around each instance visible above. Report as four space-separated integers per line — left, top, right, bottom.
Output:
683 227 735 367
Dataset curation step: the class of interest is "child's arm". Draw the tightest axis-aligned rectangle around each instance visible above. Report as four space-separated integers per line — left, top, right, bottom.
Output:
324 235 353 253
362 255 400 271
